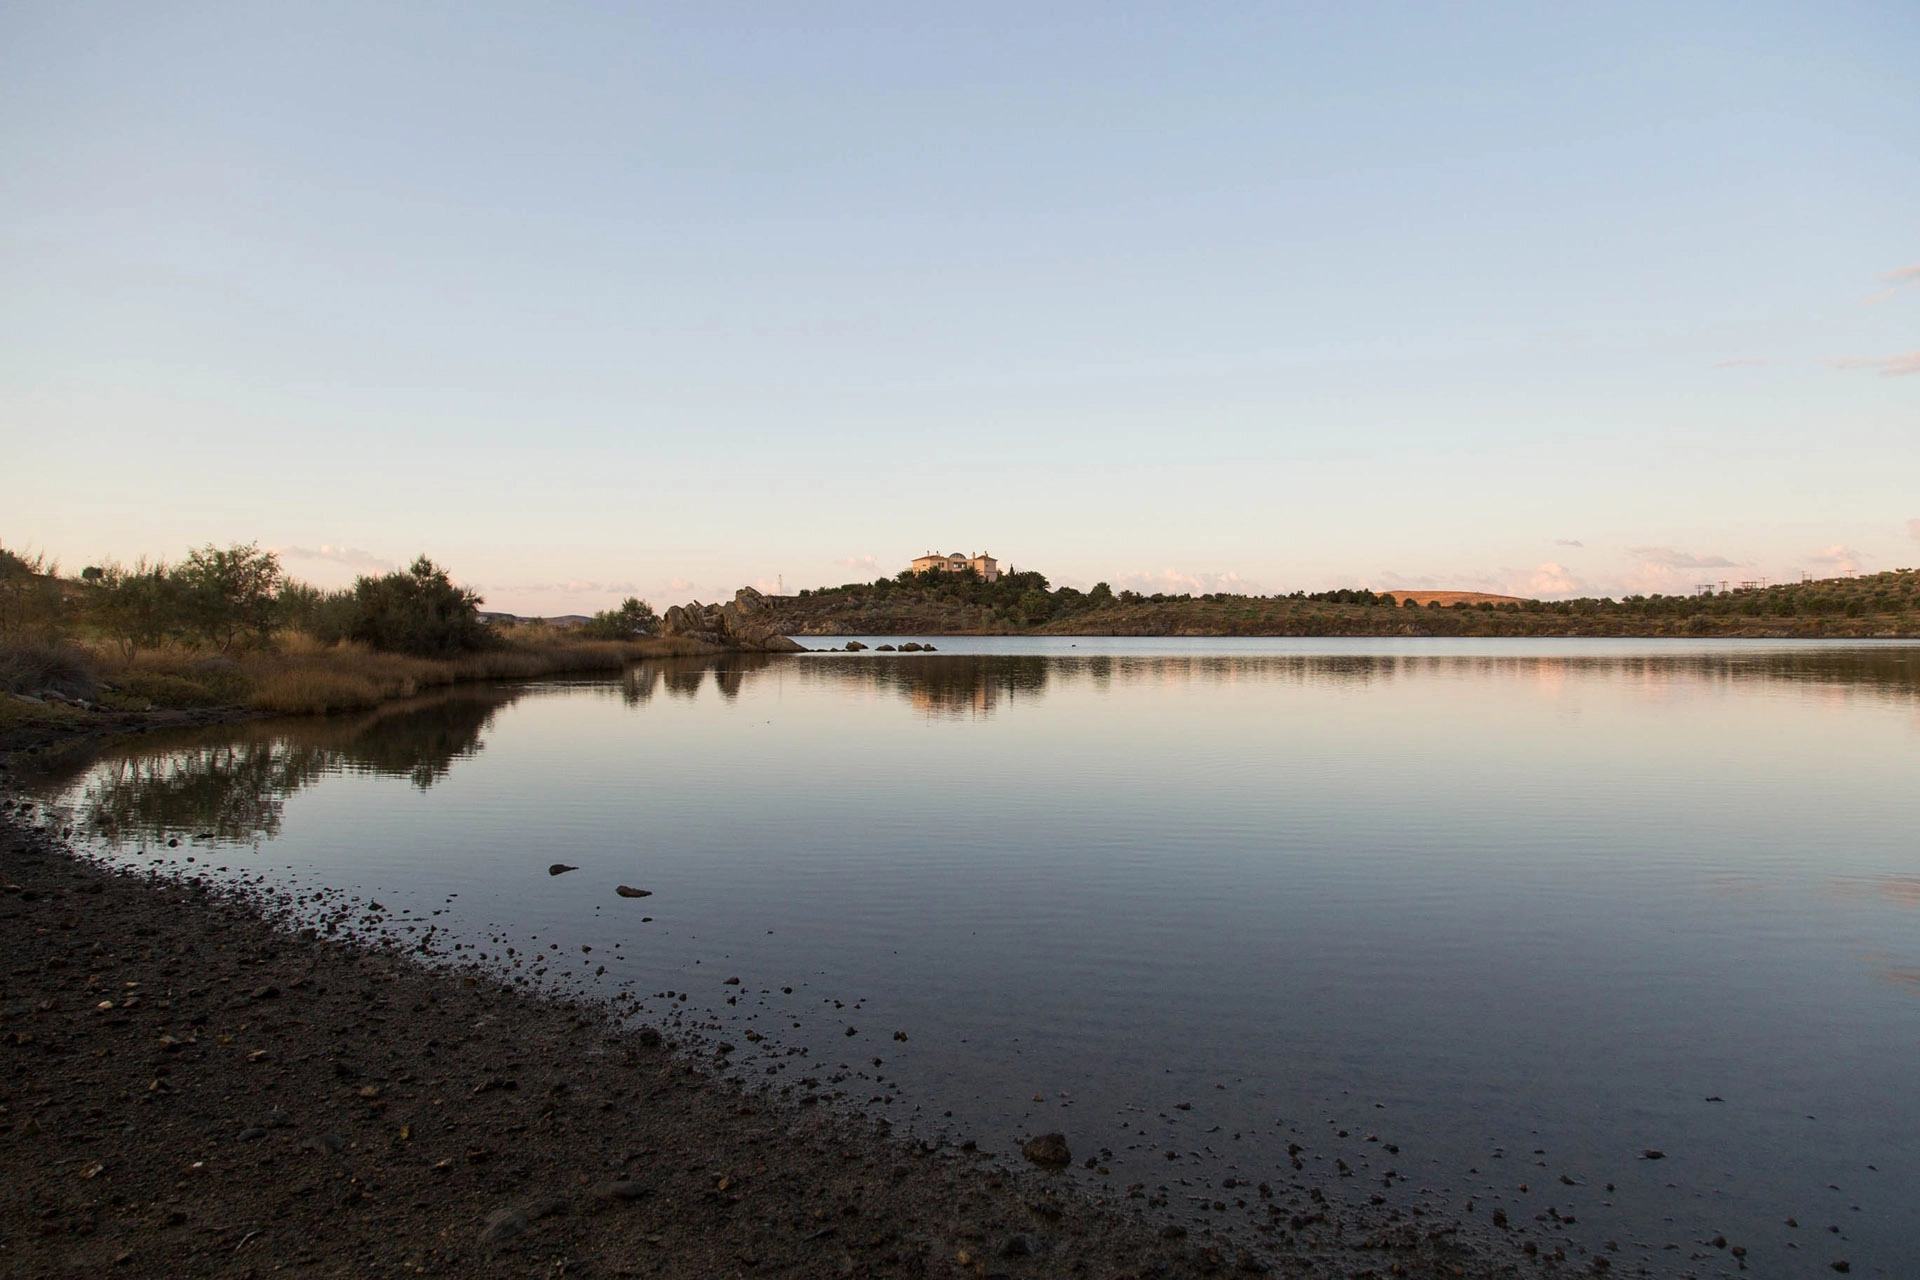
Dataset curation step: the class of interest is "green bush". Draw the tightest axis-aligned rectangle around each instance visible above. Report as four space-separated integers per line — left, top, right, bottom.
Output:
90 560 187 656
106 671 224 709
342 557 492 656
579 597 657 640
177 542 283 651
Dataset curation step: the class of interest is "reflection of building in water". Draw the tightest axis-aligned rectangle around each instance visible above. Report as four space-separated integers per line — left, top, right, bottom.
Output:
909 550 1000 583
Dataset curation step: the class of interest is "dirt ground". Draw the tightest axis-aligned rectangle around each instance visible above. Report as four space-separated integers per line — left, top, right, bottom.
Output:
0 741 1549 1280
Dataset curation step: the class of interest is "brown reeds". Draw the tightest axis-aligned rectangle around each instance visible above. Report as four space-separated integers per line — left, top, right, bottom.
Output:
64 633 654 716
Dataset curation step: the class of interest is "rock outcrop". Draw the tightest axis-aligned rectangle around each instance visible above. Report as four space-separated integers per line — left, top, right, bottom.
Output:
659 587 806 652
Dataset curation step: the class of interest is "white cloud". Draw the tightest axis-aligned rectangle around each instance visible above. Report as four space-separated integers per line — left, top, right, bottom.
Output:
667 577 694 593
1832 350 1920 377
275 544 393 572
837 554 879 571
1908 518 1920 542
1554 538 1583 548
1808 545 1864 575
1113 567 1262 596
1625 546 1737 570
1523 562 1581 596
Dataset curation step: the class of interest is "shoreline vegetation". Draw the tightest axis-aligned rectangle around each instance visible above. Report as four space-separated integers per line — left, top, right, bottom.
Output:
0 542 727 741
771 566 1920 640
6 539 1919 748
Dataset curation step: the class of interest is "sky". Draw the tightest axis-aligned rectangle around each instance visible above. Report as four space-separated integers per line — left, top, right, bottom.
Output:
3 2 1916 614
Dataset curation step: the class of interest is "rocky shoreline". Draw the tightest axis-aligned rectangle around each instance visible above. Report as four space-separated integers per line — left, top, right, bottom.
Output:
0 729 1552 1279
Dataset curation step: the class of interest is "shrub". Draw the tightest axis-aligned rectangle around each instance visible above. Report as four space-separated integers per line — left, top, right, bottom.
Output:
579 597 657 640
0 641 99 699
176 542 283 651
111 671 224 709
90 560 187 656
0 545 65 643
343 557 492 656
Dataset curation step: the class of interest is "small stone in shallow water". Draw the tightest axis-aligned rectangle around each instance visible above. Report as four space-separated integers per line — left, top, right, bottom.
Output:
615 886 652 899
548 864 577 876
1022 1132 1071 1168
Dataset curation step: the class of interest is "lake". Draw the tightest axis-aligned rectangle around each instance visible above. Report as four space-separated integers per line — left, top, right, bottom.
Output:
25 639 1920 1277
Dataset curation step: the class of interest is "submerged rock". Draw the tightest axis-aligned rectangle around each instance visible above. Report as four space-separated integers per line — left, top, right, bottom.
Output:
615 885 652 899
547 864 577 876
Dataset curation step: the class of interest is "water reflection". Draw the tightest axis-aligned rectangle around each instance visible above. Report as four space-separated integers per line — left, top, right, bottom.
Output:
632 645 1920 717
32 686 517 845
30 645 1920 848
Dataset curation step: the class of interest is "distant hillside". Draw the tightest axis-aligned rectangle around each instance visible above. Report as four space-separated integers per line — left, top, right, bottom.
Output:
767 568 1920 638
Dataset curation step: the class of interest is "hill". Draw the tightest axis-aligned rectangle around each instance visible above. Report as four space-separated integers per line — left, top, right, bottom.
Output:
768 568 1920 639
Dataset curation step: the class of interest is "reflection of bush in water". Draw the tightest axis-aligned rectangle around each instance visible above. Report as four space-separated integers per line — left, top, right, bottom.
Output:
79 742 332 844
65 688 515 845
332 692 506 789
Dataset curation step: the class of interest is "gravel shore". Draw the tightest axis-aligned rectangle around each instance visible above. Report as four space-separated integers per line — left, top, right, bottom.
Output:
1 739 1548 1280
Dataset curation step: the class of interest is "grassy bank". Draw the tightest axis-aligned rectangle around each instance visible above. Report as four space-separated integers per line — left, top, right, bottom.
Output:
2 628 681 724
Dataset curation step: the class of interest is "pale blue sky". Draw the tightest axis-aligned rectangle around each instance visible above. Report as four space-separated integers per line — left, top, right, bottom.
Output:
4 2 1916 612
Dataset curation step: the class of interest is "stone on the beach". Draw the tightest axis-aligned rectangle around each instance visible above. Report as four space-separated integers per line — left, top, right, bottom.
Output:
1022 1132 1071 1168
591 1179 649 1202
479 1206 528 1245
1640 1148 1665 1160
548 864 577 876
615 885 651 899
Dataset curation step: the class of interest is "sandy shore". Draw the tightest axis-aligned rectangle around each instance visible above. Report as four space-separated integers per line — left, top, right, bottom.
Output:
0 731 1551 1280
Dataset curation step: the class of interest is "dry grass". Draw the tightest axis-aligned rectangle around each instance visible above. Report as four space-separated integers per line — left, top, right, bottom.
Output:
66 633 652 716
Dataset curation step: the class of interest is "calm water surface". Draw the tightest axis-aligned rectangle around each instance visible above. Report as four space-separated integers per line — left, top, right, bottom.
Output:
25 639 1920 1278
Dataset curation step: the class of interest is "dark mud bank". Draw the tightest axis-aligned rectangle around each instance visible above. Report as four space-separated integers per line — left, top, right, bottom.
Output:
0 797 1549 1279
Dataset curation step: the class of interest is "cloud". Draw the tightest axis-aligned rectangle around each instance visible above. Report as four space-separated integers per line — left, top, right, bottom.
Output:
1832 351 1920 377
667 577 694 593
1864 263 1920 304
275 544 393 572
837 554 879 572
1908 518 1920 542
1114 568 1262 596
1554 538 1583 548
1626 546 1737 569
485 579 632 597
1808 545 1863 575
1524 563 1582 596
1712 357 1770 368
